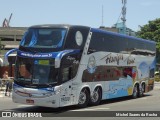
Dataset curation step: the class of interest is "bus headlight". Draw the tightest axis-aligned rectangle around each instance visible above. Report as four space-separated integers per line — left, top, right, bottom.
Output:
53 86 61 95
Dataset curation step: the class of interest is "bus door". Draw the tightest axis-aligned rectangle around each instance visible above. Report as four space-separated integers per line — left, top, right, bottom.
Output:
59 53 80 106
59 66 73 106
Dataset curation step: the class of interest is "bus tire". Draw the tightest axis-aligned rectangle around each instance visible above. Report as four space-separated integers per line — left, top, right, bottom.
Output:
78 89 89 108
132 84 138 99
89 87 102 106
139 83 145 97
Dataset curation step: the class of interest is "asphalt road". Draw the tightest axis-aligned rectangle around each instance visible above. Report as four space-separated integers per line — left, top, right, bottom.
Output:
0 83 160 120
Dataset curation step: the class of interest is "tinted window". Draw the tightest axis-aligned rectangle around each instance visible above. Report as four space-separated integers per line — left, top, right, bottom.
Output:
88 32 127 53
20 28 67 48
88 31 155 56
65 27 89 50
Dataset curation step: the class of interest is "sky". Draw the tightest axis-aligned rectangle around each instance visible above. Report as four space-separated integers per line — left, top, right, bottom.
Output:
0 0 160 31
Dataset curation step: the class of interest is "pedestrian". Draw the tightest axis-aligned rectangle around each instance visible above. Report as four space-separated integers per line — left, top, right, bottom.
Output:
3 71 9 79
8 80 13 97
3 71 9 96
5 80 9 96
0 78 1 85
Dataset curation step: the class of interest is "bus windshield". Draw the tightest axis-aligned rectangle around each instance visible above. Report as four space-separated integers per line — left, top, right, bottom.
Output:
15 57 58 87
20 28 67 48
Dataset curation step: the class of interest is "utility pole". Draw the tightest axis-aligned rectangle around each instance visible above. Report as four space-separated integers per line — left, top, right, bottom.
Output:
121 0 127 34
102 5 104 27
100 4 105 28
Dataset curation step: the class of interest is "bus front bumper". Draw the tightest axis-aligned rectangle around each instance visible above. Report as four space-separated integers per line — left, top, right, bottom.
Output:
12 90 60 108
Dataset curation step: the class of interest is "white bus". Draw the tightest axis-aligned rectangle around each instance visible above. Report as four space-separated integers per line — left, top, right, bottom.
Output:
7 24 156 108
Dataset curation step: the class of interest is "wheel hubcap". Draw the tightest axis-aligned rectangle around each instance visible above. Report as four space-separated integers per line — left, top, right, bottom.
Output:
79 91 86 104
140 85 144 95
142 85 144 92
91 90 99 103
133 87 137 97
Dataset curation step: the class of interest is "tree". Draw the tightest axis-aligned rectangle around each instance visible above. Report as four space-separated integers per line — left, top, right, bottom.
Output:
137 18 160 63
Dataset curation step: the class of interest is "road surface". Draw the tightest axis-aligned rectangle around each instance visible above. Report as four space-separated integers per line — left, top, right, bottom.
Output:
0 82 160 120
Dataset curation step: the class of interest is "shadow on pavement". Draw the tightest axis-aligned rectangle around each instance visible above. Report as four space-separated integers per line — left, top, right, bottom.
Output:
8 94 152 114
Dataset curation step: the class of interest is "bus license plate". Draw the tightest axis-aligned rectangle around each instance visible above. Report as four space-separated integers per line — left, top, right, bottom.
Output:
26 99 34 104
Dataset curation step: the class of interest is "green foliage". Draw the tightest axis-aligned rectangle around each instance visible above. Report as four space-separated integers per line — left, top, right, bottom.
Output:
137 18 160 63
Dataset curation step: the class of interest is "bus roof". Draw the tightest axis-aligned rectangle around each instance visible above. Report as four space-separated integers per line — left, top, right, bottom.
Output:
29 24 90 29
28 24 156 45
91 28 156 45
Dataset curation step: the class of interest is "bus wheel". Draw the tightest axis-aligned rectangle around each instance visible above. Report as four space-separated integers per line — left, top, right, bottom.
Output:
132 84 138 99
139 84 145 97
89 88 102 106
78 89 89 108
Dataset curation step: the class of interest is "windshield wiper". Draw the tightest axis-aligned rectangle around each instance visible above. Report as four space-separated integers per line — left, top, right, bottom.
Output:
36 82 57 88
20 46 38 53
40 83 53 87
15 77 32 86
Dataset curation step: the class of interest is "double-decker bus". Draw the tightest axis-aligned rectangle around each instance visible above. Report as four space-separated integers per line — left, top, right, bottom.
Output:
6 24 156 108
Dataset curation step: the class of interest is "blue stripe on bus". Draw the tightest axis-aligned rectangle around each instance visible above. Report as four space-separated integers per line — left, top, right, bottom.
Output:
17 51 59 58
17 49 80 59
55 49 80 59
4 48 18 61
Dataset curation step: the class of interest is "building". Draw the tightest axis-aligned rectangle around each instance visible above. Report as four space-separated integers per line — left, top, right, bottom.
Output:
0 27 27 66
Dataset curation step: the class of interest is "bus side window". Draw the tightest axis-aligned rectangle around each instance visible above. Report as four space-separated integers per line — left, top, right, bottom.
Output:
88 32 128 54
61 67 72 82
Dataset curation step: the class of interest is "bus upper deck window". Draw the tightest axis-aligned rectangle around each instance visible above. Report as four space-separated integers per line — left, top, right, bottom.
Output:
50 31 62 44
20 28 66 48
